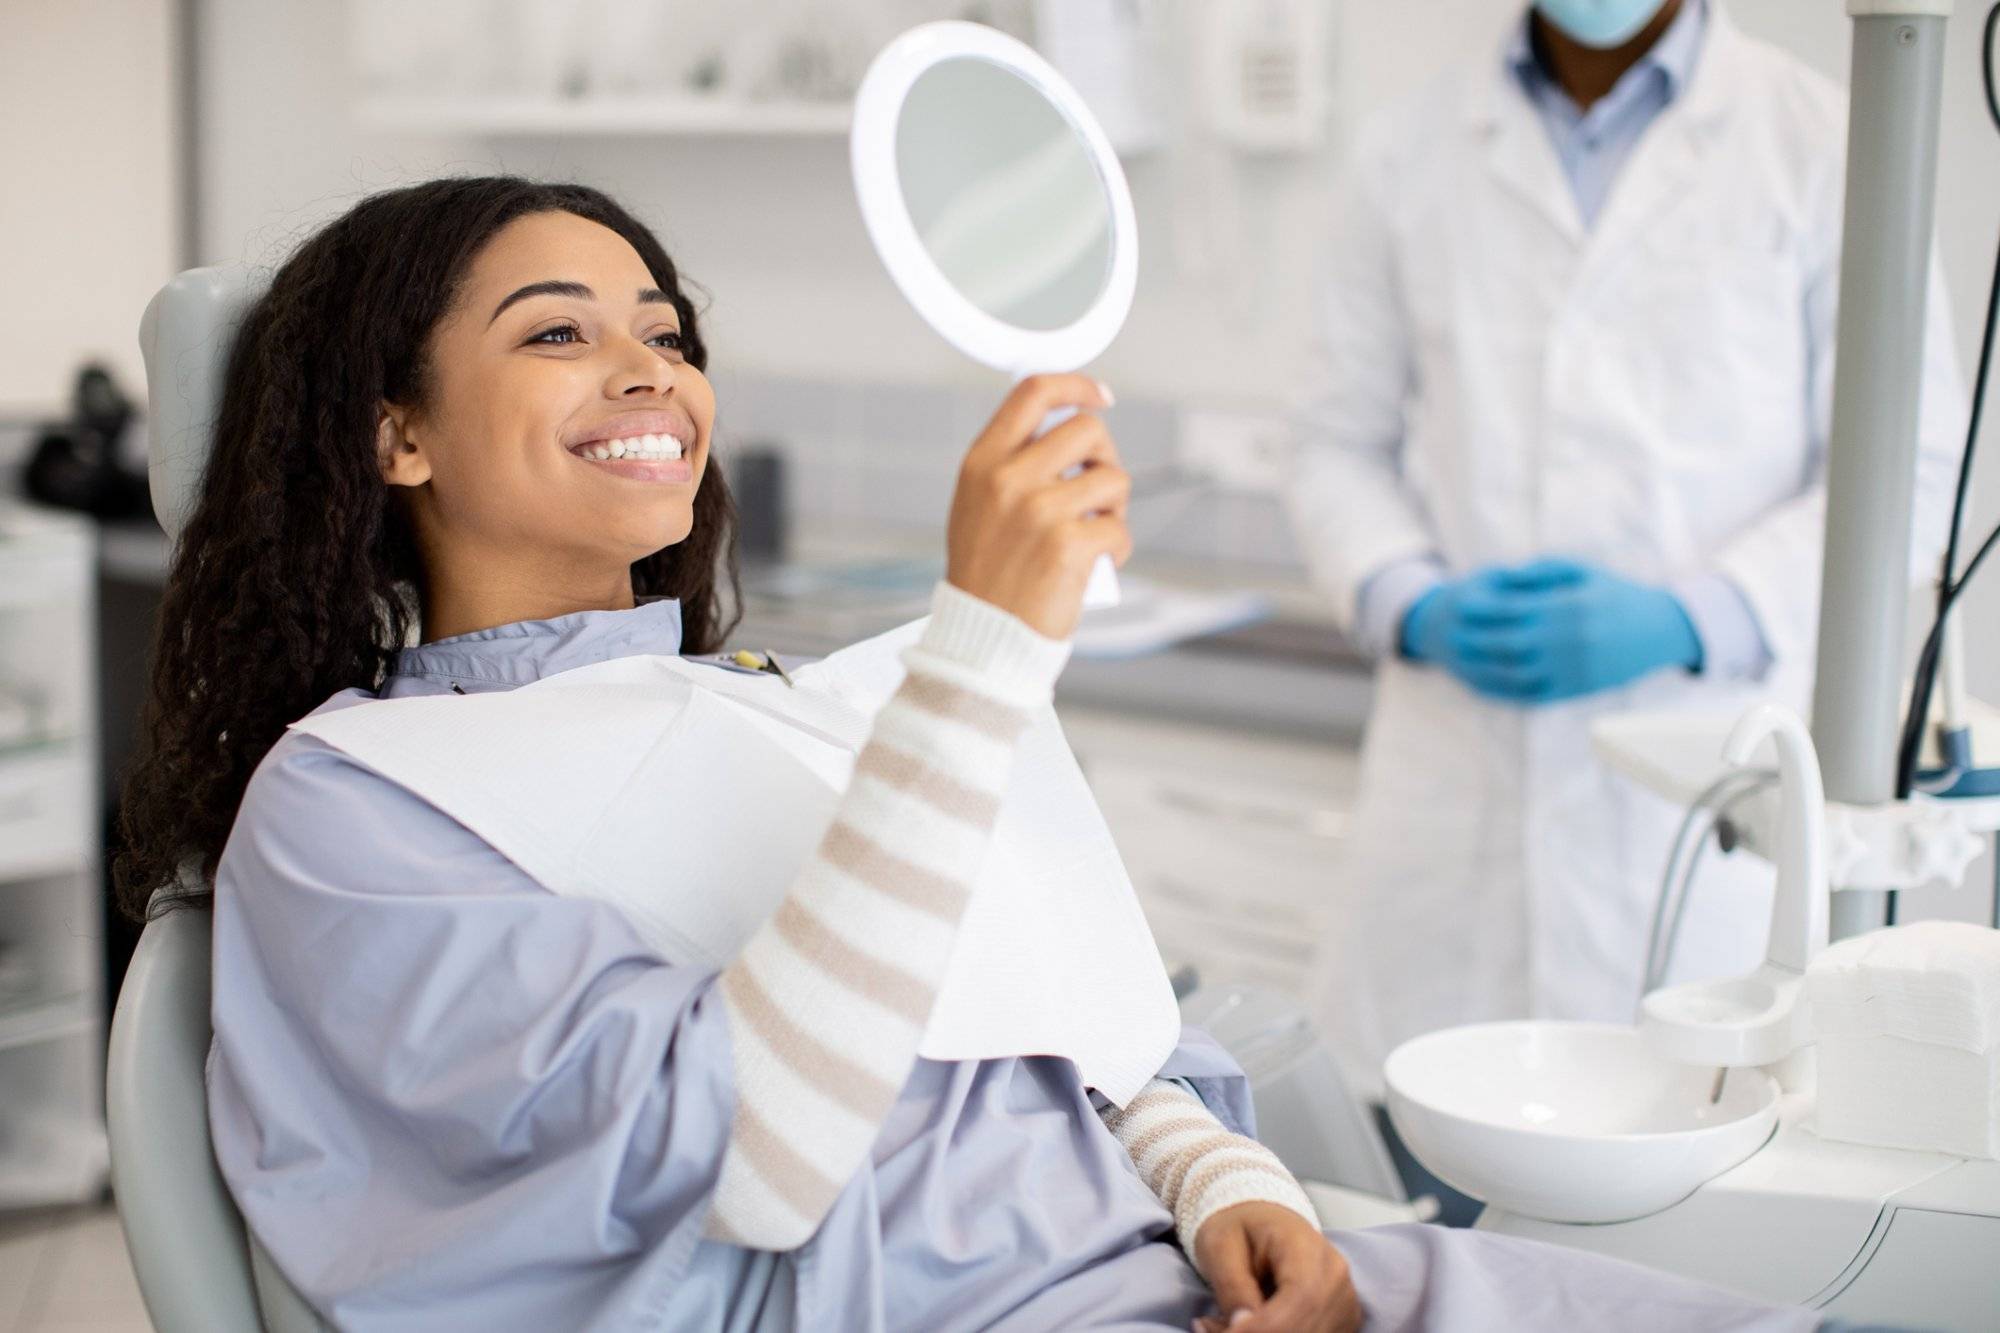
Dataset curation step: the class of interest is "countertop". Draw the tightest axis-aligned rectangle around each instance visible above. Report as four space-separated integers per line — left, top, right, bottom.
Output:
87 515 1378 742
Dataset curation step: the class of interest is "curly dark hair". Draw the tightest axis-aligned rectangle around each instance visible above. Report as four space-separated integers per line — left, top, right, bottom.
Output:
114 176 739 923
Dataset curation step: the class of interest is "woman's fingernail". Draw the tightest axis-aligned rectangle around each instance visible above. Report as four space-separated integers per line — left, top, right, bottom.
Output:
1229 1312 1254 1328
1095 379 1116 407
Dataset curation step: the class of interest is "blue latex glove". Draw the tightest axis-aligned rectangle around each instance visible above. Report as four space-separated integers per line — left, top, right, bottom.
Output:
1399 565 1576 696
1438 558 1703 705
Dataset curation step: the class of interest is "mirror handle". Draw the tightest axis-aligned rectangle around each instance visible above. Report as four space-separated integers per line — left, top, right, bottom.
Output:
1035 405 1122 609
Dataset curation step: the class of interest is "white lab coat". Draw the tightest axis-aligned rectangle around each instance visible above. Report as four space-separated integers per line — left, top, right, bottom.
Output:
1289 9 1965 1093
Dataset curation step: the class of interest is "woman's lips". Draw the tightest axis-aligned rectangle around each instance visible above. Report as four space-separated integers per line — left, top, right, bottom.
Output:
565 418 699 483
568 451 696 484
564 409 695 452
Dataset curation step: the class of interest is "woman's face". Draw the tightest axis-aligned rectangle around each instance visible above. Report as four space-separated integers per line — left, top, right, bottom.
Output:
383 209 714 586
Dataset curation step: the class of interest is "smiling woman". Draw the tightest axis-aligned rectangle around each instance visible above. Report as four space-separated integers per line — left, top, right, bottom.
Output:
117 179 741 914
373 208 721 641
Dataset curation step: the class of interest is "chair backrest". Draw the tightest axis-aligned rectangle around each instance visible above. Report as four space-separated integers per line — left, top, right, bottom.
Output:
119 262 330 1330
105 905 266 1332
106 904 330 1333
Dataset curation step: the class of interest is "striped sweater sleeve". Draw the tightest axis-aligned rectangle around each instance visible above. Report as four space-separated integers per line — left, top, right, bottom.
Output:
702 581 1070 1250
1102 1079 1320 1262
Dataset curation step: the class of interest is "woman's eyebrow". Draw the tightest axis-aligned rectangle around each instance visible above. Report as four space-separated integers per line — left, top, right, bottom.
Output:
488 279 593 325
488 281 676 325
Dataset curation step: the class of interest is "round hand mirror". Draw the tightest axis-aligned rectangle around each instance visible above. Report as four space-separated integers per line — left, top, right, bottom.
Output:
852 21 1137 607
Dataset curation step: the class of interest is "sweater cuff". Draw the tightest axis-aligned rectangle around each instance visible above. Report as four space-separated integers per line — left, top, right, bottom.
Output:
909 581 1073 708
1178 1168 1323 1260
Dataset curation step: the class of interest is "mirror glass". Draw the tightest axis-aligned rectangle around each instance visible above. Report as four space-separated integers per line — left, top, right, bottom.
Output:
894 56 1114 333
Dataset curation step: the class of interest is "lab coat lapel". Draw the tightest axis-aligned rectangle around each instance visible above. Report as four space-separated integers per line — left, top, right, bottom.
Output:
1471 64 1586 249
1581 8 1745 268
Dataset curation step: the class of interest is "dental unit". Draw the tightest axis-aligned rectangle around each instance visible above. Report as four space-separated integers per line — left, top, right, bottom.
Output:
1382 4 2000 1327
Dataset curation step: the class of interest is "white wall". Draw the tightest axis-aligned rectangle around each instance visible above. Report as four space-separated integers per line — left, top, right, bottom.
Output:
1 0 178 416
195 1 1349 405
195 0 2000 688
194 2 2000 404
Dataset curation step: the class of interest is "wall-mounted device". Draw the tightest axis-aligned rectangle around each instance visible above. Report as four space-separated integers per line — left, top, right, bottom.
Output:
1197 0 1331 153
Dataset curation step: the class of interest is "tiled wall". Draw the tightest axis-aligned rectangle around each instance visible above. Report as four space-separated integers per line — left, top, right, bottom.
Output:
708 370 1306 572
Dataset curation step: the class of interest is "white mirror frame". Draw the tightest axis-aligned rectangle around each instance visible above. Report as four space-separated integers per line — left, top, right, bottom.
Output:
850 21 1138 377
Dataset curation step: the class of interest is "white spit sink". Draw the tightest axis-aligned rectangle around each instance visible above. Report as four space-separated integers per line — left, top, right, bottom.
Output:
1384 1021 1779 1224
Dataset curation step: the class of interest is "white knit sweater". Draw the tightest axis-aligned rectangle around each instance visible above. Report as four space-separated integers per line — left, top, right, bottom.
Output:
702 582 1315 1255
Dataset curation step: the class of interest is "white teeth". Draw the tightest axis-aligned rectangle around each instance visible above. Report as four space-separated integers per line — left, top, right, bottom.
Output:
576 431 687 462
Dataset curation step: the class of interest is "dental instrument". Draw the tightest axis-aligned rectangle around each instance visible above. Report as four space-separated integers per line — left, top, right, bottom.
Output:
727 648 797 687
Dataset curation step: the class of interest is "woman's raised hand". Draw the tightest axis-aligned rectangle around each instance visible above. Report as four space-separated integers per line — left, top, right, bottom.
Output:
945 374 1131 640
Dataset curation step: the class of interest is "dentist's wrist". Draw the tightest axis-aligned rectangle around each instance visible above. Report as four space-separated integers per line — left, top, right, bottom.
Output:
1399 584 1445 662
1653 588 1703 674
1355 555 1446 661
1670 573 1772 681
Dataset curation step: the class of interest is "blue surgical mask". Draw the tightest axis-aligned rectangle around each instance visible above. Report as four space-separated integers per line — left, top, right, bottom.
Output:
1533 0 1667 50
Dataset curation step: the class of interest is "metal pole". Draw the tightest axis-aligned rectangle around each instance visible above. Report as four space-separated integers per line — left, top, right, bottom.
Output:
1812 5 1951 940
174 0 203 269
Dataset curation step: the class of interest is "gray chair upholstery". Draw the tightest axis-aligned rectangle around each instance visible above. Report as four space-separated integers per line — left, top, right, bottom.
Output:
110 264 329 1330
106 904 326 1331
138 263 261 545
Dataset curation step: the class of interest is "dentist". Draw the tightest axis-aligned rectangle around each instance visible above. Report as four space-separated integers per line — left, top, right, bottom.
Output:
1289 0 1964 1104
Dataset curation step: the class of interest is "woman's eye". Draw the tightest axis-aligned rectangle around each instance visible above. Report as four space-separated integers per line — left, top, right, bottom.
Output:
649 329 685 352
528 324 581 345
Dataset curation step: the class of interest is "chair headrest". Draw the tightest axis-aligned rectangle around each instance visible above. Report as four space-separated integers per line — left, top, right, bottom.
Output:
137 266 263 544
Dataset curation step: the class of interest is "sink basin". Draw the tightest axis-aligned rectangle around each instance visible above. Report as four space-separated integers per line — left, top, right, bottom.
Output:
1383 1021 1779 1224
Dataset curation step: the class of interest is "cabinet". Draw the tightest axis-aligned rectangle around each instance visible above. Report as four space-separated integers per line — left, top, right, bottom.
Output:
1059 706 1358 1004
0 504 108 1207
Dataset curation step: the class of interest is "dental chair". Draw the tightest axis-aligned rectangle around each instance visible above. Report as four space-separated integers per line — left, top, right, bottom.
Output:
105 266 328 1332
107 896 328 1333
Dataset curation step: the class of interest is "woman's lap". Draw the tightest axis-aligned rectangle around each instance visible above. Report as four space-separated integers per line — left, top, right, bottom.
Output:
1328 1224 1825 1333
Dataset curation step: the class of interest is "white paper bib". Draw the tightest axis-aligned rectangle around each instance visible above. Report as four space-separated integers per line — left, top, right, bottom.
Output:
289 618 1180 1104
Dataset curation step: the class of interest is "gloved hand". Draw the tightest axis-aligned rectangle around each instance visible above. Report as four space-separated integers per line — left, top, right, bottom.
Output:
1400 564 1575 694
1448 556 1696 704
1430 557 1702 705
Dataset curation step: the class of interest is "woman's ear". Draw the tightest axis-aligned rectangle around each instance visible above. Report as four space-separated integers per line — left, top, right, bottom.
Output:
376 405 432 487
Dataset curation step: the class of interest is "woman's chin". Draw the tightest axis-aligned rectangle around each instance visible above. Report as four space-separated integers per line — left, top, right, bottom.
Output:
612 514 696 564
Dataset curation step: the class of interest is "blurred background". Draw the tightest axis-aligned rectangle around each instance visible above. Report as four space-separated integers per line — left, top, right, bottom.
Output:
5 2 2000 1325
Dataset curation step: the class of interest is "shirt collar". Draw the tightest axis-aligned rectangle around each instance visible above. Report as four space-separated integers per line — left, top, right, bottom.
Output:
1508 0 1707 108
387 597 685 691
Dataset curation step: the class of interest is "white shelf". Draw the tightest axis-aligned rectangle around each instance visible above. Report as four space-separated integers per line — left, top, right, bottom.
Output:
0 993 93 1053
0 732 80 763
0 1112 108 1209
0 504 92 611
0 740 91 881
0 504 104 1212
354 93 852 138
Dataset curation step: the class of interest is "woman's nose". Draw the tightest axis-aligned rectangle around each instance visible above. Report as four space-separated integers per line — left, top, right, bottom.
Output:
606 338 673 398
